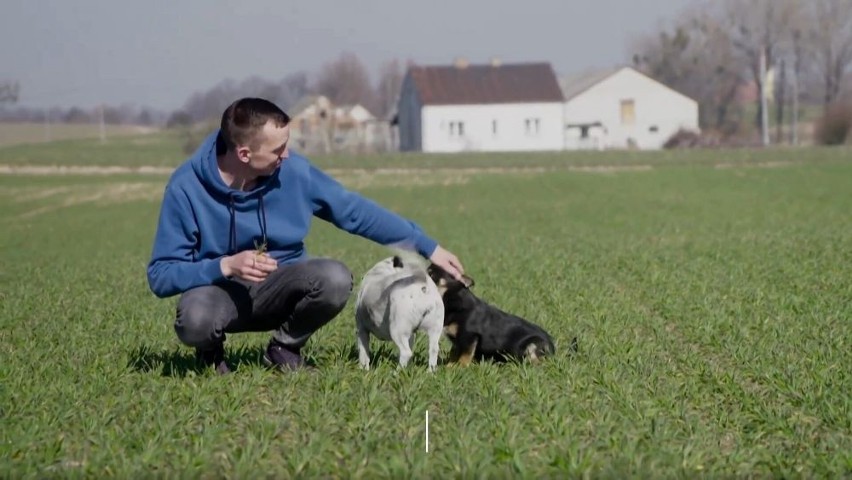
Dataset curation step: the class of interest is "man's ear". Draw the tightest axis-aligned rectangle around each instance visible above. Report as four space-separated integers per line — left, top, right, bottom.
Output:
461 275 475 289
236 145 252 164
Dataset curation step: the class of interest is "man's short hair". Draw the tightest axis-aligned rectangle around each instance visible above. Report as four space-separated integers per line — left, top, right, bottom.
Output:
218 98 290 153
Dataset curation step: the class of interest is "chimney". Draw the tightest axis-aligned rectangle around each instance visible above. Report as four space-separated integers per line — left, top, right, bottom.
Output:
490 57 502 67
453 57 469 69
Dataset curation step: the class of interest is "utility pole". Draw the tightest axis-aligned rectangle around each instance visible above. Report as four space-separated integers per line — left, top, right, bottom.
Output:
99 103 106 143
790 30 802 146
44 109 51 142
776 59 786 145
759 48 770 147
791 65 799 146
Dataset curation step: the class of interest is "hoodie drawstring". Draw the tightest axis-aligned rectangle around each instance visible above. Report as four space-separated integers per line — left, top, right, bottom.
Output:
227 193 268 255
258 195 268 248
228 194 237 255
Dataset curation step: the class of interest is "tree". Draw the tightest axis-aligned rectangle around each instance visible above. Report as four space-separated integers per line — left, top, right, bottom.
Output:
723 0 802 138
0 81 20 105
166 110 193 128
314 52 377 113
806 0 852 106
632 4 743 133
272 72 312 111
180 72 313 122
375 59 405 119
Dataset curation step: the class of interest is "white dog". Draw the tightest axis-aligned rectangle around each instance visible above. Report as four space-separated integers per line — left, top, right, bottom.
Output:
354 255 445 372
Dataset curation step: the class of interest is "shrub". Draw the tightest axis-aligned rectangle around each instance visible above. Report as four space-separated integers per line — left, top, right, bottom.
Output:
814 101 852 146
663 129 721 149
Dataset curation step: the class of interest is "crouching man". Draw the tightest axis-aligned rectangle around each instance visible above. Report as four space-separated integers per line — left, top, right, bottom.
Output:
146 97 465 374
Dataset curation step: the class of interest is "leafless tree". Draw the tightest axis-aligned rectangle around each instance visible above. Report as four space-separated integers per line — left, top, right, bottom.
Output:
314 51 377 113
806 0 852 106
632 4 743 133
276 72 312 111
181 72 313 122
723 0 801 133
1 81 20 105
375 59 405 119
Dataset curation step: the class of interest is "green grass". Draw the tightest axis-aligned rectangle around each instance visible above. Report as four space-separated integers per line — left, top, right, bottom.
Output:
2 129 850 171
0 122 160 148
1 147 851 478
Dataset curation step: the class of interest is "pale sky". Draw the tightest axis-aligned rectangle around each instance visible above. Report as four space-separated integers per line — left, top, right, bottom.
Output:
1 0 701 111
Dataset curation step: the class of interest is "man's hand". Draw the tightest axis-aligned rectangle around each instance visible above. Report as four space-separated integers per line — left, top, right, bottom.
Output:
429 245 465 281
220 250 278 282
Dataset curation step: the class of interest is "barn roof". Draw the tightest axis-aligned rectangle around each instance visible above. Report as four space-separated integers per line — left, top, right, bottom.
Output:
559 66 697 103
558 67 622 101
406 62 565 105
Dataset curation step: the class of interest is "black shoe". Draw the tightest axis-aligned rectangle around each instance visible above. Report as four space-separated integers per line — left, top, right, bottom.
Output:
262 339 311 372
195 344 231 375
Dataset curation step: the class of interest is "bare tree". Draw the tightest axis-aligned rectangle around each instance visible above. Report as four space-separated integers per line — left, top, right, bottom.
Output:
1 81 20 105
375 59 405 119
723 0 801 136
181 72 313 122
632 4 743 133
806 0 852 106
275 72 312 111
314 52 377 113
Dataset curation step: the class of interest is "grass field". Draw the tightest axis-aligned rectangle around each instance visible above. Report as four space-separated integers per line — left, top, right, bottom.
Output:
1 138 851 478
0 122 160 148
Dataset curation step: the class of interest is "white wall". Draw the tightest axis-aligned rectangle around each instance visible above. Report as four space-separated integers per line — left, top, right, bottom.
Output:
421 103 564 153
564 68 699 150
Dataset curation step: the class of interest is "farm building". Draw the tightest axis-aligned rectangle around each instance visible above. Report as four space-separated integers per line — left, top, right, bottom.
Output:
397 61 699 152
397 60 566 153
560 66 699 150
288 95 385 153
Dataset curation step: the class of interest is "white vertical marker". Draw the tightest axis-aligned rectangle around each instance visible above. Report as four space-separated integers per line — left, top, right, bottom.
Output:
425 410 430 453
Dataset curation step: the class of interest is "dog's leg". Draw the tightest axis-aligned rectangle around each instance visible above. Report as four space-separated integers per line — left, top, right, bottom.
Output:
524 343 540 363
355 323 372 370
457 337 478 367
447 344 460 364
425 323 442 373
390 324 414 369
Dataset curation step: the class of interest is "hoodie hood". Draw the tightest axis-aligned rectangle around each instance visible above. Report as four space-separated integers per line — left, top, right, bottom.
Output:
189 130 271 254
190 130 275 201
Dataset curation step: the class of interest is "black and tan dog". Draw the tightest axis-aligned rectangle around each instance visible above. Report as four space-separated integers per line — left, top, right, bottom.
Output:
427 264 559 366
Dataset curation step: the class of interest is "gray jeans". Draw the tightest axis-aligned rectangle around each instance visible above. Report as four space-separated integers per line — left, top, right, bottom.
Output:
174 258 353 350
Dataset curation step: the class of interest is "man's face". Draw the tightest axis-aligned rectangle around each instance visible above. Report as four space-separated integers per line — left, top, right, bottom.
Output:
239 121 290 176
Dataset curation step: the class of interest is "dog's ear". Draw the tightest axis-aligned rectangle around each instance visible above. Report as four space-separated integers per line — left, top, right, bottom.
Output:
461 274 475 289
392 256 404 269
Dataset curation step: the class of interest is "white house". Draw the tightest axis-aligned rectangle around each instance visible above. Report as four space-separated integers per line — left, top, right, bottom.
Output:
560 66 699 150
397 60 566 153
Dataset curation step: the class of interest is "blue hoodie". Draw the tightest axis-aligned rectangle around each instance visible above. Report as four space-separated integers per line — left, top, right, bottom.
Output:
147 131 438 298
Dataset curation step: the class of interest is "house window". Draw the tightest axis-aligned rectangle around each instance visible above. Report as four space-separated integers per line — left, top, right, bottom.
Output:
524 118 540 136
620 100 636 126
449 121 465 138
492 120 498 135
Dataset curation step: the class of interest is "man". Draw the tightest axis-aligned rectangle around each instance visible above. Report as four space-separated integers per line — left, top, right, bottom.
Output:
147 97 464 375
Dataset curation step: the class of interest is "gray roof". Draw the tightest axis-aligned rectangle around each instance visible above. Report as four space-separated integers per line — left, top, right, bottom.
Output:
558 67 623 101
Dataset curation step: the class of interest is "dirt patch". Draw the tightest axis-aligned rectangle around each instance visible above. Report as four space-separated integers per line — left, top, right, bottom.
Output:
713 161 797 169
0 165 173 175
0 164 657 177
18 183 163 218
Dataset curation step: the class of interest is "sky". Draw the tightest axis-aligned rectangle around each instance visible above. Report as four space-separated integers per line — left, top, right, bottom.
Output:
1 0 701 111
